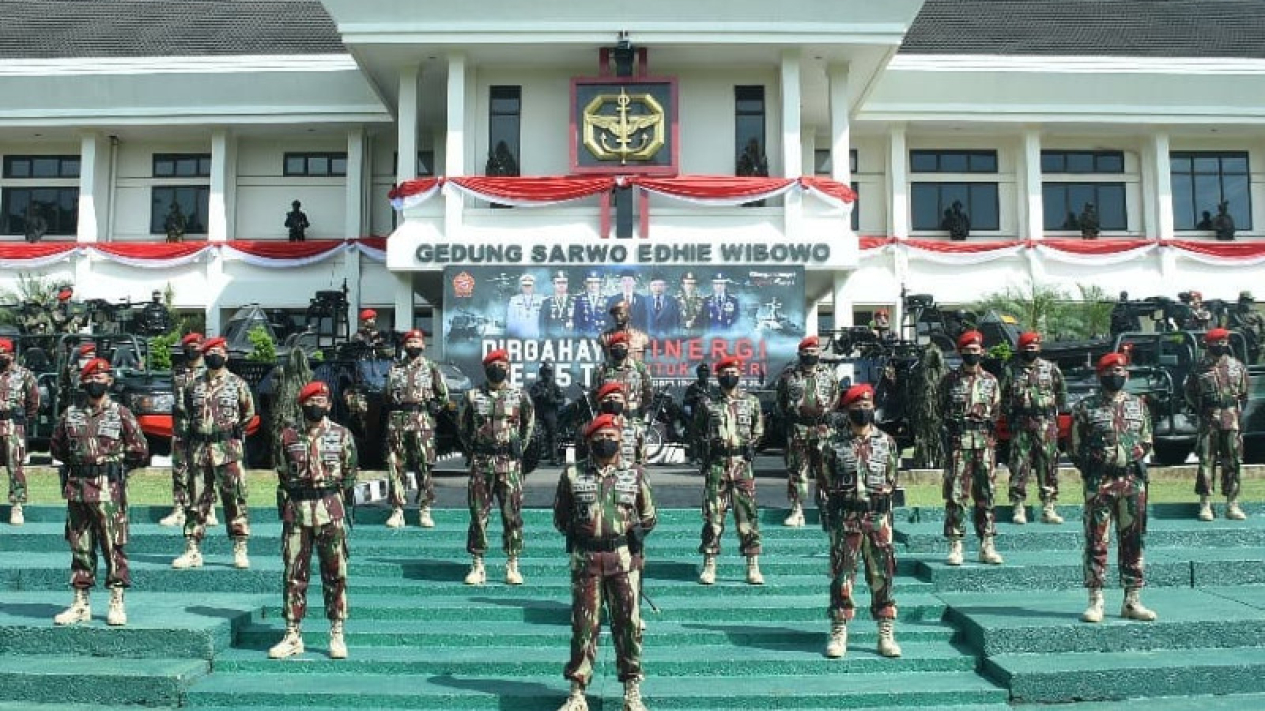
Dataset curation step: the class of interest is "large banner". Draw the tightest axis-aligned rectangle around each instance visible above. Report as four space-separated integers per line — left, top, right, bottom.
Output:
442 264 806 390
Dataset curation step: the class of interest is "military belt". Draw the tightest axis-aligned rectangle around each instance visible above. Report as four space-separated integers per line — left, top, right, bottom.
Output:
0 411 25 423
67 463 124 479
792 414 827 425
392 403 427 413
828 494 892 514
574 535 628 552
191 429 241 443
1208 399 1240 409
709 445 747 457
286 486 341 501
952 420 992 432
474 442 515 455
1010 408 1056 418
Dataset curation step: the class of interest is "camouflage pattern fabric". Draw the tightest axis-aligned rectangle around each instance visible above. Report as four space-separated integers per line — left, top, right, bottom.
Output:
695 390 764 556
1002 357 1067 504
459 382 535 556
593 359 655 416
553 458 657 685
50 398 148 590
572 416 647 469
599 326 650 362
1184 353 1249 497
775 363 838 506
677 291 705 335
820 427 899 622
0 362 38 504
385 355 449 509
1070 390 1153 589
170 362 205 507
184 370 255 542
938 367 1001 540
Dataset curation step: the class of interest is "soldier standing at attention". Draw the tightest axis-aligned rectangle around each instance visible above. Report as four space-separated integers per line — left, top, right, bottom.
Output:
384 329 449 529
352 309 388 353
676 271 705 337
819 384 901 660
600 301 651 362
593 332 654 422
1185 327 1250 521
50 358 147 627
529 362 565 466
59 342 97 416
538 271 576 338
0 338 38 526
682 363 712 465
459 349 535 586
695 355 765 586
161 332 207 528
1072 353 1156 623
775 335 839 527
172 337 256 571
268 382 357 660
553 414 657 711
1003 332 1068 525
939 330 1003 566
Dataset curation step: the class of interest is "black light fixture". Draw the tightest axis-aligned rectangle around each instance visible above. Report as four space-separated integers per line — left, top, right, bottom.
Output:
613 31 634 77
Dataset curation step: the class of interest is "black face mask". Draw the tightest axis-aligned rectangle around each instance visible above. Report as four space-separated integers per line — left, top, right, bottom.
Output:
204 354 227 370
1209 345 1228 358
718 374 740 390
182 347 199 361
848 408 875 427
592 438 620 459
301 404 328 422
83 381 109 399
1020 350 1040 363
800 355 820 367
960 353 982 367
1100 374 1127 392
405 347 424 359
610 347 629 361
600 400 625 416
0 357 11 370
486 366 508 384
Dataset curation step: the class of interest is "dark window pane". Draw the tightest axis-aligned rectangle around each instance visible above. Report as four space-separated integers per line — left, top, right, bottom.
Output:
968 152 997 173
284 155 306 175
490 86 522 114
1194 174 1222 215
1 186 79 235
1224 174 1252 229
1170 155 1191 174
814 149 831 175
151 186 210 234
308 156 329 176
909 151 938 173
1098 183 1126 229
1041 152 1064 173
939 153 968 172
1064 152 1093 173
153 158 173 177
1222 154 1249 174
7 159 31 178
969 184 999 230
1068 184 1096 215
1096 152 1124 173
1171 172 1195 229
1042 184 1069 230
174 158 196 177
31 158 59 178
851 182 859 232
910 183 941 230
941 183 970 212
198 157 212 176
850 149 858 174
330 156 347 176
418 151 434 176
1192 156 1220 173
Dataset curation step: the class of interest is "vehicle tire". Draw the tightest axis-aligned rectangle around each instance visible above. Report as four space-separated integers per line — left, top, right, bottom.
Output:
1151 440 1193 467
644 423 665 464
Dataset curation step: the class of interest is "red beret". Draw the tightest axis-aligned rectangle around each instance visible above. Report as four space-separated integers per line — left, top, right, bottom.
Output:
957 330 984 350
180 332 203 347
78 343 96 356
715 355 741 372
57 288 73 301
1097 352 1128 374
584 414 621 440
608 300 629 314
483 349 509 366
596 382 625 401
607 331 629 346
80 357 111 381
840 384 874 408
1018 332 1041 349
359 309 377 321
201 337 227 353
297 381 329 404
798 335 819 351
0 339 11 354
403 329 425 342
1205 328 1231 343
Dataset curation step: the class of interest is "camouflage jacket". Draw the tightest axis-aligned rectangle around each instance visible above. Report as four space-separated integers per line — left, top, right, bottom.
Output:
1001 357 1067 420
386 354 449 412
553 459 657 547
0 363 39 429
938 367 1000 450
677 291 705 331
277 418 358 527
599 326 650 362
186 369 256 465
682 381 713 418
574 414 647 466
821 426 899 501
171 361 205 440
1070 391 1153 474
51 399 148 503
593 360 654 416
459 382 536 454
775 363 839 426
694 389 764 458
1184 355 1249 430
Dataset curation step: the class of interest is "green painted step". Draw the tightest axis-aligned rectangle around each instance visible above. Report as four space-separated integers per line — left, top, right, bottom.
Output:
898 517 1265 553
988 646 1265 703
310 575 938 598
0 704 177 711
1011 692 1265 710
1191 549 1265 586
941 588 1265 655
0 655 206 706
914 549 1195 591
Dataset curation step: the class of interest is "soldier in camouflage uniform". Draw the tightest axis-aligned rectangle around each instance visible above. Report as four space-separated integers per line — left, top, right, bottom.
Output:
1226 292 1264 364
50 358 148 627
161 333 208 528
458 349 535 586
268 381 358 660
384 329 449 529
172 337 257 571
593 331 654 421
695 355 765 586
599 301 650 363
553 413 657 711
58 342 97 416
352 309 391 357
1002 332 1068 525
0 338 39 526
939 331 1003 566
819 384 901 659
1071 352 1156 623
676 271 705 337
775 335 839 527
1184 327 1250 521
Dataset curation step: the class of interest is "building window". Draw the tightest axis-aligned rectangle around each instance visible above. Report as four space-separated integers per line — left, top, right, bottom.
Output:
1 187 79 235
1171 151 1252 230
3 155 80 179
911 183 999 231
910 150 997 173
153 153 211 178
150 186 210 235
814 149 859 231
283 152 347 177
487 86 522 175
1043 183 1126 231
735 86 767 175
1041 150 1124 174
393 150 436 177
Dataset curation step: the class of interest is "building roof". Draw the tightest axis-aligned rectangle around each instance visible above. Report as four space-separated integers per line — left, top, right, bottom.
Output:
0 0 344 58
902 0 1265 59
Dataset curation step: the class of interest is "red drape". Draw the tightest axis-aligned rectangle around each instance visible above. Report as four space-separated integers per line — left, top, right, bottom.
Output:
449 176 614 202
631 175 795 200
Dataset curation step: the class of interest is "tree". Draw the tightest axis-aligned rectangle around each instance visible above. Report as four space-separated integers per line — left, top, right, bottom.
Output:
974 281 1114 341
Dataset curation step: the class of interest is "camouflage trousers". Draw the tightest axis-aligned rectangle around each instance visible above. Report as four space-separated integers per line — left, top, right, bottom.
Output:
827 511 897 622
66 500 130 589
564 550 642 686
1007 417 1060 504
1083 472 1147 589
281 520 348 623
184 460 250 543
784 425 827 506
1194 426 1243 499
466 456 523 557
387 413 436 509
170 435 216 508
699 458 762 557
943 445 997 540
0 424 27 504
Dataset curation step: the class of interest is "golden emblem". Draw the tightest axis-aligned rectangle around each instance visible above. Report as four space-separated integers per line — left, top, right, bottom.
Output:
582 87 665 164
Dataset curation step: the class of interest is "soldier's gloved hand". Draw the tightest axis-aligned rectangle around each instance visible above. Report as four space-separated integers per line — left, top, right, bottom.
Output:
426 400 444 417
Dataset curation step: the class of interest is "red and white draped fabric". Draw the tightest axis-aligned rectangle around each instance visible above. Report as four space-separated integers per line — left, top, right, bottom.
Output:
856 237 1256 267
632 176 797 206
90 242 210 269
220 239 352 268
387 177 442 211
354 236 387 263
0 238 384 269
898 239 1027 265
1164 239 1265 266
1033 239 1157 266
0 242 77 269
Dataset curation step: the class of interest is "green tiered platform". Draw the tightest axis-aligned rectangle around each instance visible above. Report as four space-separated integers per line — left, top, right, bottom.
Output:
1 500 1265 709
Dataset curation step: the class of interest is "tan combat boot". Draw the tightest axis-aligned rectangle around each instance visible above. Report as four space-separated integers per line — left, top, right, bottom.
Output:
1198 496 1214 521
945 539 964 566
464 555 486 586
233 539 250 569
623 678 647 711
9 503 23 526
106 587 127 626
746 555 765 585
824 620 847 659
505 557 524 585
1227 498 1248 521
557 681 588 711
978 536 1004 565
268 622 304 659
328 620 348 659
1081 588 1104 623
385 507 405 529
206 507 219 527
417 506 435 528
53 588 91 626
1011 503 1027 525
1041 501 1065 525
698 555 717 585
1121 587 1157 621
877 618 902 658
783 503 805 528
171 539 203 569
158 506 185 527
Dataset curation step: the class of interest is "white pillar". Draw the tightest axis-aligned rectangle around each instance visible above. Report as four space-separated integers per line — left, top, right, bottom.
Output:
780 50 803 240
345 126 366 238
888 125 909 239
827 63 851 186
1151 132 1174 242
1021 129 1043 241
397 66 419 185
205 250 225 336
1140 138 1158 241
445 53 467 240
76 132 110 243
832 272 853 327
344 247 362 330
208 129 231 242
393 272 414 332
